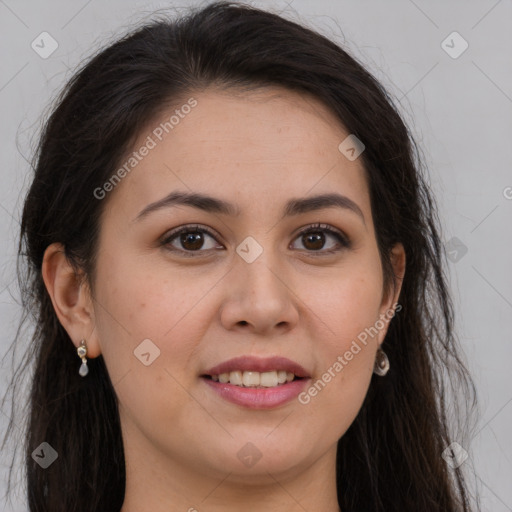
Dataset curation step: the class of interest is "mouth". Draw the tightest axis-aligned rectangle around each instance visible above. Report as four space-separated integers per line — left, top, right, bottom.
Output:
201 370 305 388
200 356 311 409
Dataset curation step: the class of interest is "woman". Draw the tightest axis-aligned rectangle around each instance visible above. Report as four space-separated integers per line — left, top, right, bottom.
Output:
3 2 478 510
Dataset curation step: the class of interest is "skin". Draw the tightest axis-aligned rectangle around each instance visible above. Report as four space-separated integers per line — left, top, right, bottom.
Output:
43 87 405 512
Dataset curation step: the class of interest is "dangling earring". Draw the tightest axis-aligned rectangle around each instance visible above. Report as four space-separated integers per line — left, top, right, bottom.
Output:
373 346 390 376
77 339 89 377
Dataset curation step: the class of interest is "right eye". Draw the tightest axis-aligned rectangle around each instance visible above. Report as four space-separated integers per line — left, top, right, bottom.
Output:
160 224 224 256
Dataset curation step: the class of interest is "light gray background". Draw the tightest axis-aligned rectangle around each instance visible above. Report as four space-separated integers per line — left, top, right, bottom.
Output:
1 1 511 510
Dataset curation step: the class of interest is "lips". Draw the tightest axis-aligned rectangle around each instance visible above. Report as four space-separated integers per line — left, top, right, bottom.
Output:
201 356 311 409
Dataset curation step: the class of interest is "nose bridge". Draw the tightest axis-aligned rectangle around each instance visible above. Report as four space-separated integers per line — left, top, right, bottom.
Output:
220 237 298 333
235 241 287 303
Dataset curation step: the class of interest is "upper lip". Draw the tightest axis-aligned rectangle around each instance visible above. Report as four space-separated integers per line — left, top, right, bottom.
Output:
203 356 310 378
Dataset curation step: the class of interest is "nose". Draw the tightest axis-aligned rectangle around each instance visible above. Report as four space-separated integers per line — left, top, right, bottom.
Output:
219 253 299 336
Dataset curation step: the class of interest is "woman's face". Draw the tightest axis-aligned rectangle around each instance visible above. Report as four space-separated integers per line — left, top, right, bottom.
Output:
86 87 404 484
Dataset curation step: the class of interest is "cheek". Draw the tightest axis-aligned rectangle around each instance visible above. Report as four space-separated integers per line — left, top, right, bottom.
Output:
91 249 209 383
94 243 219 335
304 254 384 351
91 254 217 437
295 258 383 437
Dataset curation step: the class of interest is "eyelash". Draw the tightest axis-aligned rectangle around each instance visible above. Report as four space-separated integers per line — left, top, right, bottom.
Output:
160 223 350 257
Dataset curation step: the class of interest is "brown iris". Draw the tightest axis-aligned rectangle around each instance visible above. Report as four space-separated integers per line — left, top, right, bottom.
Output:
302 231 325 250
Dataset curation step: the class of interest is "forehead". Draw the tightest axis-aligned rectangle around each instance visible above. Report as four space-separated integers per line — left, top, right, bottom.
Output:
104 87 371 222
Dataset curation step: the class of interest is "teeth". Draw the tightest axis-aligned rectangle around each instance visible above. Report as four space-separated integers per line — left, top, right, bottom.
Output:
210 370 297 387
229 370 243 386
260 371 278 387
242 371 260 387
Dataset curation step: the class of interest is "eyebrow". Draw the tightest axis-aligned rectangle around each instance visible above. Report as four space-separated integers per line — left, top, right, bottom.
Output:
134 190 365 225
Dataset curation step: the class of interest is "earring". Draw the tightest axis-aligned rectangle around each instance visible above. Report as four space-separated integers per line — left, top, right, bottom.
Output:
77 339 89 377
373 346 390 376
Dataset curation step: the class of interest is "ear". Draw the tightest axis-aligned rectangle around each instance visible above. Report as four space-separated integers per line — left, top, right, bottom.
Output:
41 242 101 358
377 242 406 345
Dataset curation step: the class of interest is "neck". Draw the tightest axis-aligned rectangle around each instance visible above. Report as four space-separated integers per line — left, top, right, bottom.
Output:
120 438 340 512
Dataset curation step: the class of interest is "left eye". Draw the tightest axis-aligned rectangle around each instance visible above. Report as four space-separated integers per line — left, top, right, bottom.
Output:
161 223 349 255
291 224 349 253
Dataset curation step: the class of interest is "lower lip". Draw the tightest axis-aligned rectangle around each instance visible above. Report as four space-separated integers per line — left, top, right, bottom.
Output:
201 377 310 409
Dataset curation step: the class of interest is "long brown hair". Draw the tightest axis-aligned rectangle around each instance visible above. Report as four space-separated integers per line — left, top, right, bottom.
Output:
2 2 479 510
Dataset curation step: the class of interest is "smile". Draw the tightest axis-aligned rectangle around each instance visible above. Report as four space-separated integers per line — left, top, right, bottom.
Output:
207 370 299 388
